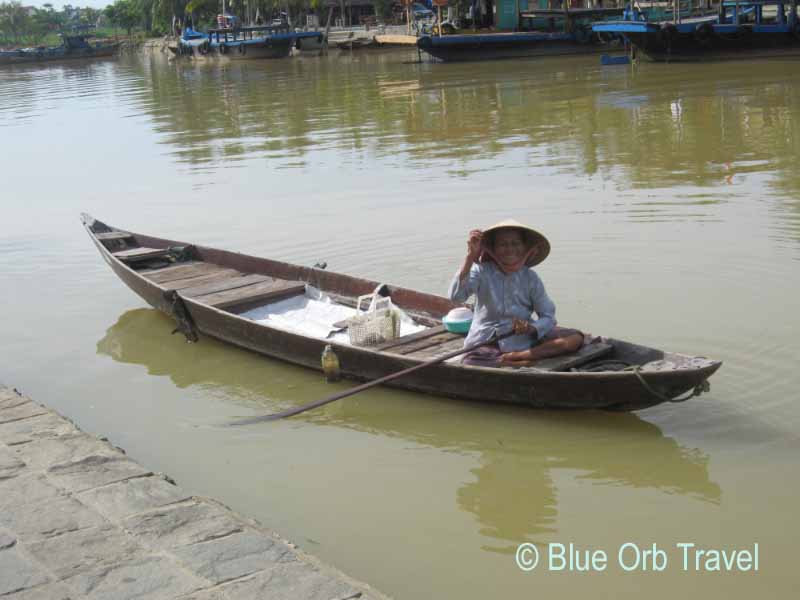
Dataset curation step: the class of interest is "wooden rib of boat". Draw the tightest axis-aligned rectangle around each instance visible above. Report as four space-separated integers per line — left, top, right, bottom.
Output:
82 214 721 412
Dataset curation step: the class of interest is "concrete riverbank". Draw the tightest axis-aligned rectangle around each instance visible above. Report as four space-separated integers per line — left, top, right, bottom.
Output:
0 385 388 600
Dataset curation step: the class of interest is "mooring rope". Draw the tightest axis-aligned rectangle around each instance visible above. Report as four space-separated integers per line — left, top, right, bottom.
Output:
625 365 711 404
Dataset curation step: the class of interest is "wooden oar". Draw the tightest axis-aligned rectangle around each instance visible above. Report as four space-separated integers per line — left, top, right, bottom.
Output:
229 330 515 425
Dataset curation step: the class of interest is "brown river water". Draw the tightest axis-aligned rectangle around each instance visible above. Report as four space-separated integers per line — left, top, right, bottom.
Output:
1 50 798 598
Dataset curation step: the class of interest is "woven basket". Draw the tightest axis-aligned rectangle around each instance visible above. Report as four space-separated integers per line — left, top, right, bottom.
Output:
347 294 400 347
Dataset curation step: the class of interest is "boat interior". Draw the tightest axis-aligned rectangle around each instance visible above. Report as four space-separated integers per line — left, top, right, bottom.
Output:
90 221 704 374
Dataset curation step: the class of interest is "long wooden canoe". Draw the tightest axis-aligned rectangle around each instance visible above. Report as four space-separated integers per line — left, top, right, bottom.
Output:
82 214 721 412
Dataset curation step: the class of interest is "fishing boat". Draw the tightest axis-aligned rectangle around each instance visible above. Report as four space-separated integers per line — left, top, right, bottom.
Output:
0 33 119 66
82 214 721 412
416 7 626 62
173 24 323 58
592 0 800 62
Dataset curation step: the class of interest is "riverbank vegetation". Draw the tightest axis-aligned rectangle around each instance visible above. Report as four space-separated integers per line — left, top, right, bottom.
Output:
0 3 104 46
102 0 398 34
1 0 401 48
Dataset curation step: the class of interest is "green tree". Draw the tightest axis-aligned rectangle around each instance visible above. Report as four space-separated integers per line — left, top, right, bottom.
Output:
105 0 140 36
150 0 188 34
80 7 101 27
0 1 32 44
184 0 218 29
372 0 393 21
31 3 63 39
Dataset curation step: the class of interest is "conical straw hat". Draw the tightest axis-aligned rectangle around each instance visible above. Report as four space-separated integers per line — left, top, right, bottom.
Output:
481 219 551 267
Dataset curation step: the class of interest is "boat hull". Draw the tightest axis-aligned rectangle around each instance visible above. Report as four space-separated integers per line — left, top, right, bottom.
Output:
295 35 324 51
82 215 721 412
417 32 616 62
595 22 800 62
0 44 118 66
210 40 293 59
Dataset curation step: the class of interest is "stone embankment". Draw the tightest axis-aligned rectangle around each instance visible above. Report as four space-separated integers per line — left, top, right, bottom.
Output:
0 385 388 600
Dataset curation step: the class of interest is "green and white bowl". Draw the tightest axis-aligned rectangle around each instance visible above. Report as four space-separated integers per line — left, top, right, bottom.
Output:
443 308 473 334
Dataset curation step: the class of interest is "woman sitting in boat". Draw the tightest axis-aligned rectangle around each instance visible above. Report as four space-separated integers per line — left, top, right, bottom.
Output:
448 220 584 367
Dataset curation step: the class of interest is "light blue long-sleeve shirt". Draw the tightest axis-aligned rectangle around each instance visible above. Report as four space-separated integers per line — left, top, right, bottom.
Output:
448 261 557 352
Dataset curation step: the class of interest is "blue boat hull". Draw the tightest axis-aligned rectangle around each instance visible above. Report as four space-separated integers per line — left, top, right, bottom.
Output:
177 31 323 60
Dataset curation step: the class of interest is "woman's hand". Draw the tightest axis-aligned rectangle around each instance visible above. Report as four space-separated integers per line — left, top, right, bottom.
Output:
511 318 531 335
466 229 483 263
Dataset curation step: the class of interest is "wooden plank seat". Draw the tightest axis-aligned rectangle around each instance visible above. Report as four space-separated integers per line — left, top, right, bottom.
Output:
375 326 467 357
373 325 448 352
190 278 306 310
160 269 243 291
98 231 136 252
389 330 463 356
532 341 613 371
176 273 273 297
113 247 171 263
95 231 135 241
139 258 306 311
403 335 466 360
399 334 613 372
142 262 229 284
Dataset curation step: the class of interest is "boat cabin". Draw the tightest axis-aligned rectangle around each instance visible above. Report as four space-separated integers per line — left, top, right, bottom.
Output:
717 0 799 26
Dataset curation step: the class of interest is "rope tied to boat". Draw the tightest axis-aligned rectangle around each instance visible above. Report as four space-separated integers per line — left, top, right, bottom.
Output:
165 290 199 343
626 365 711 404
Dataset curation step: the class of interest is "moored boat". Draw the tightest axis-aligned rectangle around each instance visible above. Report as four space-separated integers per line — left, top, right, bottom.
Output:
417 30 612 62
174 24 323 59
417 7 626 62
0 33 119 66
82 214 721 412
593 0 800 62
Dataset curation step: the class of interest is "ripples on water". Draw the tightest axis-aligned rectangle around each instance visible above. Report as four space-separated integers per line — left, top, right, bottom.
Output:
1 51 798 600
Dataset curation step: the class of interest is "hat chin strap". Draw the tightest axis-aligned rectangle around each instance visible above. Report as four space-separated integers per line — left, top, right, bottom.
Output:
481 247 537 274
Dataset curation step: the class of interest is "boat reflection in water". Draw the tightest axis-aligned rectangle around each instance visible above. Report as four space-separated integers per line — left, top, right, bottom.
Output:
97 308 722 553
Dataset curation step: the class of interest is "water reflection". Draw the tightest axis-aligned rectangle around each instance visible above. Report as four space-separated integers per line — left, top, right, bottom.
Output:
108 53 800 245
456 423 719 554
5 53 798 244
123 55 800 190
98 308 722 553
0 61 118 127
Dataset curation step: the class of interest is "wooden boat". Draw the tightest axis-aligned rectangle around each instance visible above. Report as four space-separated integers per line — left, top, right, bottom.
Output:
82 214 721 412
0 34 118 66
593 1 800 62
